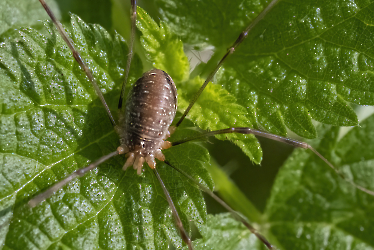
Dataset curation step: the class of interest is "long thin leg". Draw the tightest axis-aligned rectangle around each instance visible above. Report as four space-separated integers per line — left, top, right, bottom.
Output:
152 168 193 250
118 0 137 109
172 127 374 197
28 150 119 207
164 160 273 249
175 0 280 127
39 0 116 126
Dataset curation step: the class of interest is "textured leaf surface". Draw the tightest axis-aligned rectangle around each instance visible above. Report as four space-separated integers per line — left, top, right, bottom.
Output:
1 0 374 249
0 14 213 249
0 0 59 36
137 7 262 163
265 116 374 249
155 0 374 139
194 115 374 250
188 214 261 250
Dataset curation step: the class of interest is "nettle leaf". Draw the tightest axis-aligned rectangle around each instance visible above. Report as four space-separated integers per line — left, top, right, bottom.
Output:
194 114 374 249
265 114 374 249
156 0 374 139
0 13 213 249
1 1 374 250
137 7 262 163
189 213 260 250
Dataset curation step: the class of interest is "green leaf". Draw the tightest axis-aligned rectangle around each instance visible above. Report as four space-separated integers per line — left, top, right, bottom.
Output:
137 7 262 163
154 0 374 139
264 116 374 249
196 115 374 250
136 7 189 83
189 213 261 250
0 0 60 36
2 0 374 250
0 14 213 249
178 77 263 164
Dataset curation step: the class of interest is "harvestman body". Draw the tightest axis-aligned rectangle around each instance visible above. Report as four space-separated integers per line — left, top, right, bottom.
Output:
30 0 374 249
116 69 177 174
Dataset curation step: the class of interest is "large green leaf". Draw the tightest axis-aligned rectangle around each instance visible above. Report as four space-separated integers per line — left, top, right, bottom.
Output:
262 116 374 249
1 0 374 249
156 0 374 139
198 114 374 250
0 12 212 249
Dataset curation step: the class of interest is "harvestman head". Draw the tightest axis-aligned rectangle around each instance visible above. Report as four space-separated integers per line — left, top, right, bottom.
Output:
28 0 374 249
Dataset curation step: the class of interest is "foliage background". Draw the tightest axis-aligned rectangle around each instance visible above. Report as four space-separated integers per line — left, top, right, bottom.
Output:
1 0 374 249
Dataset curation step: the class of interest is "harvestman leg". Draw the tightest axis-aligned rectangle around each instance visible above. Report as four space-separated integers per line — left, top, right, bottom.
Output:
34 1 195 249
30 0 123 207
39 0 116 126
28 151 119 207
33 0 281 249
118 0 137 109
165 126 374 249
30 0 122 205
163 160 273 249
169 0 374 245
171 128 374 196
170 0 374 196
175 0 374 205
32 0 374 249
153 168 193 249
34 1 276 248
120 1 194 249
176 0 281 127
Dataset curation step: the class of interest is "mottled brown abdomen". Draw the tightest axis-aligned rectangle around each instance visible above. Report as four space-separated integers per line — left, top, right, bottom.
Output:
116 69 177 174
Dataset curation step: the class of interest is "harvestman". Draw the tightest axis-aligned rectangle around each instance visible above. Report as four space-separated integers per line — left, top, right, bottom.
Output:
29 0 374 249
